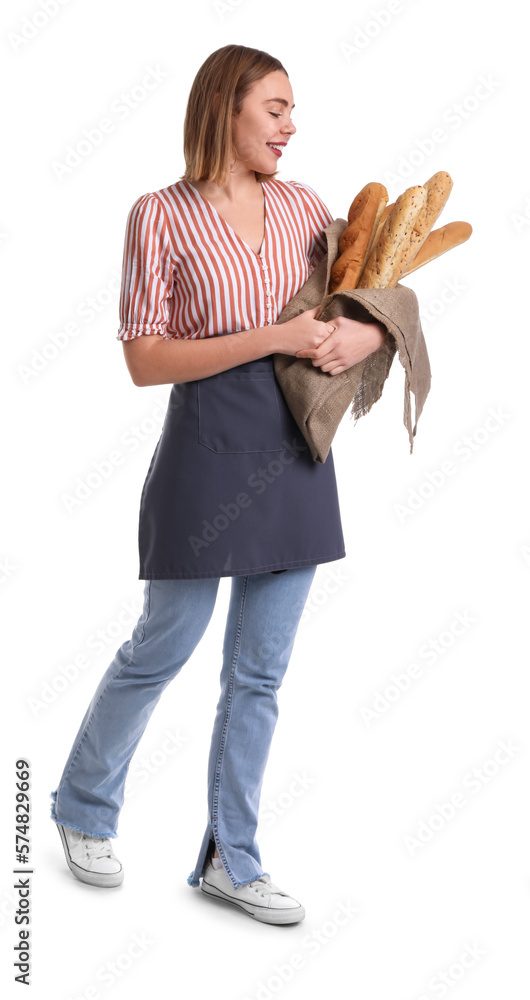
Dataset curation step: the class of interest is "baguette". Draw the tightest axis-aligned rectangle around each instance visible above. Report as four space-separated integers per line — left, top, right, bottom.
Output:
357 185 427 288
395 170 453 276
398 221 472 277
369 201 394 254
330 182 388 292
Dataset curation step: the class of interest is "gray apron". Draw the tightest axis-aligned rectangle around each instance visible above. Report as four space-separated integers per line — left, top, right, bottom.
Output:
138 339 345 579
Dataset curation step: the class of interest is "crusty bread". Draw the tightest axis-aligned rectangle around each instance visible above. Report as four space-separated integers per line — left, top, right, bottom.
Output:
395 171 453 275
369 201 394 255
357 185 427 288
398 221 472 278
330 182 388 292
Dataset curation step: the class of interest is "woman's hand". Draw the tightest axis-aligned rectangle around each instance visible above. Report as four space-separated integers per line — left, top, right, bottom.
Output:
274 307 338 357
295 316 387 375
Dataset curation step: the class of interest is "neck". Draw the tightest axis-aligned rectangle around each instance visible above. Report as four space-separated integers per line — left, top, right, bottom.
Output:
194 166 263 204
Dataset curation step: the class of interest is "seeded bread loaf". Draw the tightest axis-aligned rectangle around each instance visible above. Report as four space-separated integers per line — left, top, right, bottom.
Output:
394 171 454 276
357 185 427 288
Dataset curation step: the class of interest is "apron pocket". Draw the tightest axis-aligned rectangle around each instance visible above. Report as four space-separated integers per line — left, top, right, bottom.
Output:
198 371 283 454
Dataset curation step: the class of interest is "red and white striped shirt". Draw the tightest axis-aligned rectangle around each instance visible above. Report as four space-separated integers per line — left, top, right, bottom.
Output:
117 178 334 341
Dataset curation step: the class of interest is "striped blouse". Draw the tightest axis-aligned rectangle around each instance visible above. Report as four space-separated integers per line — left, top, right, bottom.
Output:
116 178 334 341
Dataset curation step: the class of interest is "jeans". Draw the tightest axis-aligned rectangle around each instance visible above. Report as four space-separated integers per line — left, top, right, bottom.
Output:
50 565 317 889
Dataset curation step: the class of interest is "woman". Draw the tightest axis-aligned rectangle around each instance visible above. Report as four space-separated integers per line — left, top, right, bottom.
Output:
50 44 386 925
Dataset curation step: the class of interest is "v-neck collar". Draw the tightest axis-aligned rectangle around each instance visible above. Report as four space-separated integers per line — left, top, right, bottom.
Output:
182 179 268 257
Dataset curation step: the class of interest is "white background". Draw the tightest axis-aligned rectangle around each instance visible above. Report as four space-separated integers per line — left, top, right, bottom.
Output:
1 0 529 997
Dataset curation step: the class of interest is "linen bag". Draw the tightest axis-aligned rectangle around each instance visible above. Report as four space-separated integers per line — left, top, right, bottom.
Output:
273 217 432 463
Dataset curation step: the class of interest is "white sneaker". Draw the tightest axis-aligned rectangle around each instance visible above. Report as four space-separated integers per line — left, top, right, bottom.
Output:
57 824 123 888
200 862 305 924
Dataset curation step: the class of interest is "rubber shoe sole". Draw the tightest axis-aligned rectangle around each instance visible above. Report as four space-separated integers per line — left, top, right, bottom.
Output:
57 824 124 888
201 875 305 924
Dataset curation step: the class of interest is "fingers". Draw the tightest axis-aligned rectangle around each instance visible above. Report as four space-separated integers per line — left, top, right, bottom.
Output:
297 331 337 359
296 346 324 359
312 351 337 369
296 333 336 359
316 321 337 346
305 307 335 336
299 342 349 372
319 361 347 375
302 306 323 322
306 306 333 330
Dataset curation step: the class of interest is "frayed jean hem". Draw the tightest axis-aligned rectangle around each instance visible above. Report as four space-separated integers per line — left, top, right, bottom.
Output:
49 790 118 840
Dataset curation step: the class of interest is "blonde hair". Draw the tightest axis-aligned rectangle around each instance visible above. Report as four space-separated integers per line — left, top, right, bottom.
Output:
181 44 288 186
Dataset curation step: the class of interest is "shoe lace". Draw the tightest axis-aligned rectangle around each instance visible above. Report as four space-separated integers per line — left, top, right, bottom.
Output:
248 875 277 898
82 835 114 860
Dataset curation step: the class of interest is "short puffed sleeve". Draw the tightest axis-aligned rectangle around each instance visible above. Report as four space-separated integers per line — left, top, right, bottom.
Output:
116 193 174 340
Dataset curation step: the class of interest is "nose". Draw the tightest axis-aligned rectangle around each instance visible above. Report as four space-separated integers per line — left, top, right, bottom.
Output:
281 118 296 137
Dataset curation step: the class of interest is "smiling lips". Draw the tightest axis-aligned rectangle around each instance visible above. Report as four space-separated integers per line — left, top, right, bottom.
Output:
267 143 286 157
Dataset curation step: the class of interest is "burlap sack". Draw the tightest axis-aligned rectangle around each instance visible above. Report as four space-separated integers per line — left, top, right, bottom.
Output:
273 217 431 462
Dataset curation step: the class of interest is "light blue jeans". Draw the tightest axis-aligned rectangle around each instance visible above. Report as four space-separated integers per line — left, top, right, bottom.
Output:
50 566 317 889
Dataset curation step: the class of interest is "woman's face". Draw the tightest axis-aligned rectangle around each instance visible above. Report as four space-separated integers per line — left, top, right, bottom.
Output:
231 70 296 176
